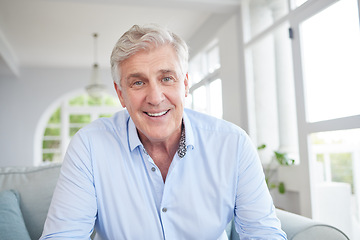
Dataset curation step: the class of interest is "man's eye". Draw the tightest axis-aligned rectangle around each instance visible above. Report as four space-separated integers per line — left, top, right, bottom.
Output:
162 77 173 82
133 81 144 86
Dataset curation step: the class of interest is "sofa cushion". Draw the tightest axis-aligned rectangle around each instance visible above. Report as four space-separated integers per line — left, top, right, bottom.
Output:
0 189 31 240
0 164 61 240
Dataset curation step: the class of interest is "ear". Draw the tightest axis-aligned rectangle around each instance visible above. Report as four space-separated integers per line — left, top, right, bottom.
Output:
184 73 189 97
114 82 126 108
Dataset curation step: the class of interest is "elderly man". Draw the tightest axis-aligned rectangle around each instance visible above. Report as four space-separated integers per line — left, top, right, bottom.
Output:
41 24 286 239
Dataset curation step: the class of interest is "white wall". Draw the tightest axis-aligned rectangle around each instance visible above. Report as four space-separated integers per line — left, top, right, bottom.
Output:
0 66 115 167
218 15 248 130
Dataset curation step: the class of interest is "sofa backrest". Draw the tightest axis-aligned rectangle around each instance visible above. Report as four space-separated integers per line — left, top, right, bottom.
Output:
0 164 61 240
276 208 349 240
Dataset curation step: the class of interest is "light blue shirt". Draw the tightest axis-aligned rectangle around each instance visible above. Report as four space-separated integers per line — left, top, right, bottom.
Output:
41 109 286 239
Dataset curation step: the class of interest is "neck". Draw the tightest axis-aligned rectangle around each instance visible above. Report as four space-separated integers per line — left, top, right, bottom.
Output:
138 127 182 182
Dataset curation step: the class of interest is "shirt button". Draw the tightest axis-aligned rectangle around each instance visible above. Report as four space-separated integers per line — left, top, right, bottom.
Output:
162 207 167 213
151 167 156 172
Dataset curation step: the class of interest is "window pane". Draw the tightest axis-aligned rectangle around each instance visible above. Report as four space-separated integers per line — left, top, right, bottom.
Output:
330 153 353 192
207 46 220 73
42 140 60 149
69 114 91 123
69 127 82 137
209 79 223 119
246 0 288 38
310 128 360 236
104 95 120 106
69 95 85 106
88 96 102 106
48 107 61 124
192 86 207 114
189 54 204 86
301 0 360 122
99 113 113 118
43 152 62 163
44 127 60 136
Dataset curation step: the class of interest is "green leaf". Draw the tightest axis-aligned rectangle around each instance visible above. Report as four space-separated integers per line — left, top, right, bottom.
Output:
269 183 277 189
274 151 295 166
278 182 285 194
257 144 266 150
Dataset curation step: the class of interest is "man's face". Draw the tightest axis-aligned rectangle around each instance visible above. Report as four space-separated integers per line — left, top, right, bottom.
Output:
114 44 189 144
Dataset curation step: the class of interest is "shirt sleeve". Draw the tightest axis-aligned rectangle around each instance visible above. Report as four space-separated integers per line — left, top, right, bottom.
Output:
234 132 287 240
40 131 97 239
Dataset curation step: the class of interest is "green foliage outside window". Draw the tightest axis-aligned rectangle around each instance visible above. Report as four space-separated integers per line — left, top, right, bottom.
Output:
48 107 61 123
69 95 86 106
43 153 55 162
104 96 120 106
99 113 113 118
42 140 60 149
69 127 82 137
69 114 91 123
331 153 353 193
88 96 102 106
316 152 354 193
44 128 60 136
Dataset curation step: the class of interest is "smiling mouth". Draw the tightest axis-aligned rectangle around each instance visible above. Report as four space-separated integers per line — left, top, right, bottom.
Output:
145 110 169 117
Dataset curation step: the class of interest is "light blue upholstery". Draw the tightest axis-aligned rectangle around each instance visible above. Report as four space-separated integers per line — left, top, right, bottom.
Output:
0 164 61 240
0 189 31 240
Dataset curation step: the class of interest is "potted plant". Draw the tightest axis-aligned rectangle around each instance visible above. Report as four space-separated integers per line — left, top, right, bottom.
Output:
258 144 295 194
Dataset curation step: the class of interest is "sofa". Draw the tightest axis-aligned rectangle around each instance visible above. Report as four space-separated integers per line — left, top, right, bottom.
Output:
0 164 349 240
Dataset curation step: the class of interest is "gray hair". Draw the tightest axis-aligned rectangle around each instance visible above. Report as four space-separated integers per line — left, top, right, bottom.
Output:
110 24 189 87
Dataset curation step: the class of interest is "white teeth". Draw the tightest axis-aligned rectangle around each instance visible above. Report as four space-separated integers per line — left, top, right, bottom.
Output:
146 110 168 117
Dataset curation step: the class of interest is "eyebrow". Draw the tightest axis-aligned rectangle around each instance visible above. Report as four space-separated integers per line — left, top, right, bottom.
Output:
158 69 179 78
125 73 146 81
125 69 179 81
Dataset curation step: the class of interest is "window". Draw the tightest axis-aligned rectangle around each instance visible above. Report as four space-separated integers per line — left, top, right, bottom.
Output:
241 0 360 238
188 42 223 119
311 129 360 195
300 0 360 122
42 93 121 163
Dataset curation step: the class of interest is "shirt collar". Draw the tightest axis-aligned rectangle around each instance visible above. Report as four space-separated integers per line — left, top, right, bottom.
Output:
182 109 195 152
127 109 195 156
128 116 142 152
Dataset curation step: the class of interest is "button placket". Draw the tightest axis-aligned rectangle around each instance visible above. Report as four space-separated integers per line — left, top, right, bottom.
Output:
140 146 158 175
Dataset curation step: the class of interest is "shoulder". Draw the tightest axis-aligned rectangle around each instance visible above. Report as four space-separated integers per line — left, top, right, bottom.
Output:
72 110 129 145
79 110 128 132
184 108 245 136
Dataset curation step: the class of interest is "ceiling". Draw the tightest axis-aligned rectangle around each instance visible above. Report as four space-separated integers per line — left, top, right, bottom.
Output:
0 0 240 77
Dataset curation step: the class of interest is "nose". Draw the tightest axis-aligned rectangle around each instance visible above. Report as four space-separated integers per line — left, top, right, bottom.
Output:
146 82 165 106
